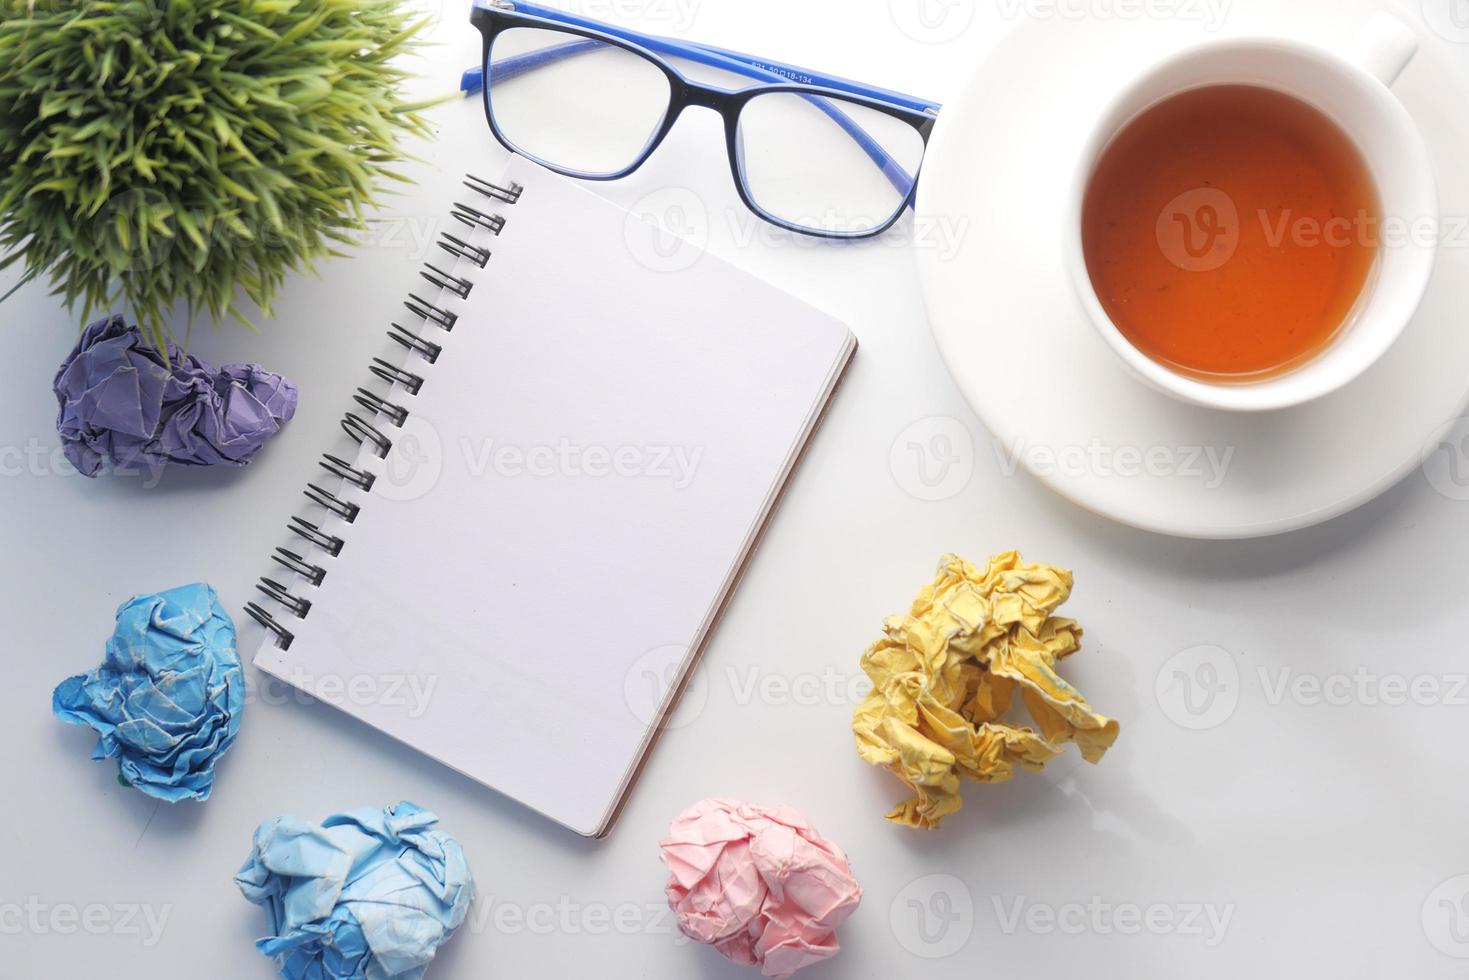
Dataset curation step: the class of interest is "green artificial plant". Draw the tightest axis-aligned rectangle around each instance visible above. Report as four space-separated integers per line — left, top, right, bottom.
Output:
0 0 436 351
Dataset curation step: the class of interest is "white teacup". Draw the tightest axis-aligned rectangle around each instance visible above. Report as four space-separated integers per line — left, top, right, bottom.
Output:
1065 13 1437 413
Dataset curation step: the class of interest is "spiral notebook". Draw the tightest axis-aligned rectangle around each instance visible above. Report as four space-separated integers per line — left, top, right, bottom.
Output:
245 156 855 837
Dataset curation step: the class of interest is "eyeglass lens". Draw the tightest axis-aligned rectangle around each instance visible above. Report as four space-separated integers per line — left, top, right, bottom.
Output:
488 27 673 178
736 91 925 235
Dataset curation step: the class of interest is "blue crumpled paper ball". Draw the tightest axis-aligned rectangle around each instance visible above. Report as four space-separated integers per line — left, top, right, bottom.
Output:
52 583 244 802
236 802 476 980
53 314 298 477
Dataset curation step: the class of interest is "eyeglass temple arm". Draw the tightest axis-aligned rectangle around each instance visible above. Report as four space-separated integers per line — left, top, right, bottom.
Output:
462 42 916 195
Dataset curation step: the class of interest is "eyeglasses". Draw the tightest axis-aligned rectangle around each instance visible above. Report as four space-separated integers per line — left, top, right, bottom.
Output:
463 0 940 239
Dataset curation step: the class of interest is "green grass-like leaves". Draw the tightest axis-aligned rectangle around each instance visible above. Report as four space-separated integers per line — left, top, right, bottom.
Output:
0 0 435 351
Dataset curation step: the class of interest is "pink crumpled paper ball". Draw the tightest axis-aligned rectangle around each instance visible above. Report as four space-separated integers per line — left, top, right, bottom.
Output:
659 798 862 979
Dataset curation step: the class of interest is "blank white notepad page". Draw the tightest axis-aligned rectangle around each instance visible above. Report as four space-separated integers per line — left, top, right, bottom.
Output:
254 157 855 836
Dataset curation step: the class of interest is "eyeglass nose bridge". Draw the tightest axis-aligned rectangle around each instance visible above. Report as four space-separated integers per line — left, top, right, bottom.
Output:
671 78 743 118
658 79 753 209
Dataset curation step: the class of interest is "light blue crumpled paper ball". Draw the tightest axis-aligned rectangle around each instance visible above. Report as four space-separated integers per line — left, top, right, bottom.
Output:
236 801 476 980
52 582 244 802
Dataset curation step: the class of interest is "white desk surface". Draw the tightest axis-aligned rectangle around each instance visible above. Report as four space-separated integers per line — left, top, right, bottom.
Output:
5 2 1469 978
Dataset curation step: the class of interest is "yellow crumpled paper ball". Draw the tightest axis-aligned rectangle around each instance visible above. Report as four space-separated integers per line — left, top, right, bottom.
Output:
852 552 1120 829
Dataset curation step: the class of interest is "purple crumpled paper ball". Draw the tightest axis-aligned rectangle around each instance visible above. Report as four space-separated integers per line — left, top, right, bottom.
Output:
53 314 298 476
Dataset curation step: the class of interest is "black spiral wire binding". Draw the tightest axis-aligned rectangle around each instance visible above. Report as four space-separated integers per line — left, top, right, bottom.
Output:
289 517 344 556
421 263 473 299
465 174 523 204
440 234 490 268
341 414 393 458
370 358 424 395
272 547 327 586
305 482 361 522
321 453 376 491
249 172 517 649
388 323 443 363
354 388 409 427
405 294 457 331
257 577 312 617
244 603 295 649
451 202 506 235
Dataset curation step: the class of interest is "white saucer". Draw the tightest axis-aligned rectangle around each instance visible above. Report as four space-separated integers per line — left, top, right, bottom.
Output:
916 0 1469 539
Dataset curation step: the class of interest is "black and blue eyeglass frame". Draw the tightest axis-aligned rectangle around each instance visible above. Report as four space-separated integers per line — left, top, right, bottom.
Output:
463 0 942 239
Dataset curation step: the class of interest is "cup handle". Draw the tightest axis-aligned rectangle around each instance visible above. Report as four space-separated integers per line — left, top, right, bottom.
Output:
1352 10 1419 88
